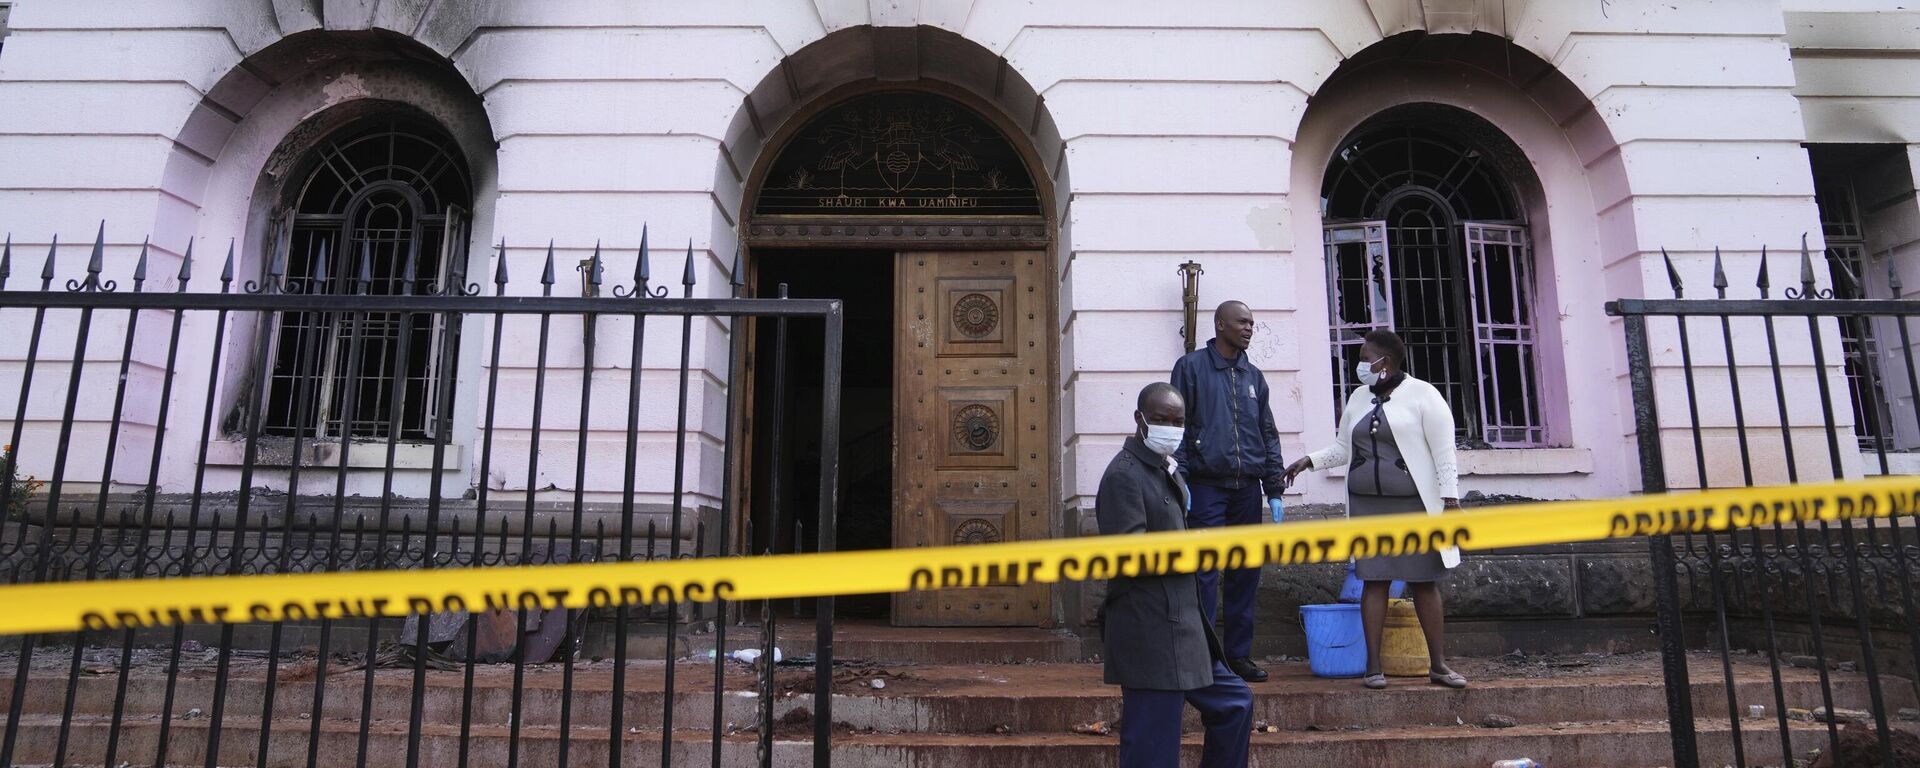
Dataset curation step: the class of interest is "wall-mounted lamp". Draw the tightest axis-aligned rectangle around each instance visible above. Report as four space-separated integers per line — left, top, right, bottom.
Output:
1177 260 1204 353
578 246 605 354
578 256 603 297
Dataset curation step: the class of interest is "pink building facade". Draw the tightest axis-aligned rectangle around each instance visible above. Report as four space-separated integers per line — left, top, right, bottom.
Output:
1 1 1918 627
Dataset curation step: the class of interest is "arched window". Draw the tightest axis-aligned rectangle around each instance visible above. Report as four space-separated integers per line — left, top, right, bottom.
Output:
1322 106 1543 447
262 118 472 440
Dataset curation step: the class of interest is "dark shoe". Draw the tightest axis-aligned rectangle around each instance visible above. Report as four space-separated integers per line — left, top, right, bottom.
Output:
1228 657 1268 682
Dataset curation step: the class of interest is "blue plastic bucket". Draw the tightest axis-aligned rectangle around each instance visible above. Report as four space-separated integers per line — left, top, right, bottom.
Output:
1337 561 1405 602
1300 603 1366 678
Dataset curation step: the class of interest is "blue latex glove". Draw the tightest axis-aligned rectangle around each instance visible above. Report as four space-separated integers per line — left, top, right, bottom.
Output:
1269 497 1285 524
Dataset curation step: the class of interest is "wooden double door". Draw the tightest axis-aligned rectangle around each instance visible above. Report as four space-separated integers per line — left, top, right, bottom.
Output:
892 250 1051 626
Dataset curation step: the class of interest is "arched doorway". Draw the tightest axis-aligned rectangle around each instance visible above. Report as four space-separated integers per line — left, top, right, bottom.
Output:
742 87 1056 627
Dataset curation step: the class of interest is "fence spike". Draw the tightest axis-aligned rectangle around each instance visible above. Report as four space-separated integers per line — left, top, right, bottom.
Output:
1661 248 1683 298
1756 245 1770 298
176 239 194 289
1 234 12 289
86 221 107 281
401 238 420 288
312 239 330 289
219 240 235 292
357 241 374 293
636 225 653 296
1798 232 1817 298
41 234 59 287
1710 247 1727 299
1890 257 1904 297
1830 248 1862 295
267 228 288 281
132 237 151 291
587 240 604 288
682 239 697 289
493 238 509 288
448 236 469 286
541 240 557 287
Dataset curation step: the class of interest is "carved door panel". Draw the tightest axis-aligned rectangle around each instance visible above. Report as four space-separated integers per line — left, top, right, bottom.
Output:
893 251 1051 626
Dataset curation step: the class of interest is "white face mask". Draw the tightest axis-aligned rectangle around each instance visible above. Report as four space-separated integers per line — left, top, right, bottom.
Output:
1355 360 1383 387
1143 423 1183 456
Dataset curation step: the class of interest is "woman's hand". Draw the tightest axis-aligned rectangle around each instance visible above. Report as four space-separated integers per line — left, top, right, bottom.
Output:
1442 497 1462 511
1282 456 1314 485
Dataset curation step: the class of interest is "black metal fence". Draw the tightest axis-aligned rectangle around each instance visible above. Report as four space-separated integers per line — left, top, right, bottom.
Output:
0 226 844 767
1610 245 1920 768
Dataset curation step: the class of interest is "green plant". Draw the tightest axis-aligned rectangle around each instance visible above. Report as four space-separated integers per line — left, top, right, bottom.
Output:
3 444 41 520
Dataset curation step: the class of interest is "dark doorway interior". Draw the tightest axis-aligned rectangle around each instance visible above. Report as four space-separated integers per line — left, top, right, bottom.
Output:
749 249 894 618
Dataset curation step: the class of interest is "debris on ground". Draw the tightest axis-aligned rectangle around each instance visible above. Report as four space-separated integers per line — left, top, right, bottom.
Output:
334 643 458 673
731 647 782 666
1480 714 1518 729
1251 720 1280 734
771 707 812 738
1808 722 1920 768
832 663 909 691
1813 706 1871 724
1071 720 1112 736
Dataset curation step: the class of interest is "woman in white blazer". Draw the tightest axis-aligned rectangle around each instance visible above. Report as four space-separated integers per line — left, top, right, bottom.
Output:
1284 330 1467 690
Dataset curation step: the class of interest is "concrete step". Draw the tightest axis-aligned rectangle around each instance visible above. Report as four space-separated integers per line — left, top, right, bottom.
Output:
585 619 1098 665
5 653 1909 735
1 712 1879 768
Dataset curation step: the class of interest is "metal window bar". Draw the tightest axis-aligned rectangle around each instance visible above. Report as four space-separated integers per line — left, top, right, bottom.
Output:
1323 221 1391 423
1323 218 1548 447
1826 242 1897 452
1462 222 1544 447
1608 244 1920 768
0 226 844 767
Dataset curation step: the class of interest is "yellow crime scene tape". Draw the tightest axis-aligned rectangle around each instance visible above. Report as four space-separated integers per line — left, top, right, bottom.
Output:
3 476 1917 636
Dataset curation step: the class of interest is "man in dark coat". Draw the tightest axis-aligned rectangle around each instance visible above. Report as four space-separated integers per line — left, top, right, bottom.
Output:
1169 300 1287 682
1098 382 1254 768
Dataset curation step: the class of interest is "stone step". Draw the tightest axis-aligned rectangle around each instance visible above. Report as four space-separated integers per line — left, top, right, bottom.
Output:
585 619 1098 665
1 712 1877 768
5 654 1908 735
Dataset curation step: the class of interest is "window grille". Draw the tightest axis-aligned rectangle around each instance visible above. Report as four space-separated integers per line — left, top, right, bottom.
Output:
1813 171 1895 451
1321 116 1544 447
261 120 472 441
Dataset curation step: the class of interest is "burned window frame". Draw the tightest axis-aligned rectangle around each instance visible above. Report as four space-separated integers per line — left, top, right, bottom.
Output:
1810 150 1901 452
1321 108 1547 448
260 117 473 442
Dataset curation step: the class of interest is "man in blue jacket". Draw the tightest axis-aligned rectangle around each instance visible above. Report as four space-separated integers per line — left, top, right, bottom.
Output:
1170 300 1287 683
